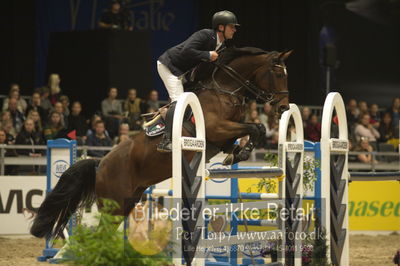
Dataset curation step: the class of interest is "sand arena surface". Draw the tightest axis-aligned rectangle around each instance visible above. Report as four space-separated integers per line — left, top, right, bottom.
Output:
0 234 399 265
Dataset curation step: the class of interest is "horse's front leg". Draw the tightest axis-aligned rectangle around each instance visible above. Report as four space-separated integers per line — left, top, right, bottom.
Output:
224 123 266 165
206 120 265 165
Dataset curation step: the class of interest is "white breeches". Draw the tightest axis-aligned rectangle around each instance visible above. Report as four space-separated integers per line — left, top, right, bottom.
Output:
157 60 184 102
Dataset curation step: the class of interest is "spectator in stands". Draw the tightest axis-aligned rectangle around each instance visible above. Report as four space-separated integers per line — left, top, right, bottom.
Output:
15 119 44 157
246 110 260 123
346 99 359 126
354 137 375 164
43 111 65 140
378 112 396 143
0 129 13 145
59 95 70 117
2 88 28 113
0 111 17 142
146 89 160 112
347 140 358 162
123 88 146 130
358 101 368 115
27 110 43 134
48 73 62 105
0 129 17 174
369 103 380 129
26 92 46 122
67 101 88 144
354 113 380 143
7 98 25 132
301 106 311 127
113 123 130 145
10 83 19 91
38 86 52 113
87 114 106 137
98 0 133 31
267 118 279 140
102 87 123 138
53 101 67 127
0 111 15 134
388 97 399 131
86 120 112 157
259 103 278 139
1 121 16 144
305 114 321 142
265 131 279 149
245 100 258 122
259 103 273 123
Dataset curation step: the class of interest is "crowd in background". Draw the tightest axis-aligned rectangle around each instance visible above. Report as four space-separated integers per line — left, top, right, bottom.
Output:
302 98 398 163
0 74 160 173
1 73 399 174
243 96 400 164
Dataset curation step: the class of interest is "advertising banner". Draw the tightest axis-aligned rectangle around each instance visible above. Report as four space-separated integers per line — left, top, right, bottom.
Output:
0 176 46 235
348 180 400 231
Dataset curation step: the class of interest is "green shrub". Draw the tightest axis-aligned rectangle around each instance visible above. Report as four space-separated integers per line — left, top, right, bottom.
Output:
61 199 171 266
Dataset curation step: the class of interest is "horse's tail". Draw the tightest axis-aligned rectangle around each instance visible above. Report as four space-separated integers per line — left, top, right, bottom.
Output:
30 158 99 239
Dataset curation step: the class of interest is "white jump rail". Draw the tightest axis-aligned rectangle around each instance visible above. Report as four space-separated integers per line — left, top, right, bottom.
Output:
321 92 349 266
171 93 305 266
172 92 206 266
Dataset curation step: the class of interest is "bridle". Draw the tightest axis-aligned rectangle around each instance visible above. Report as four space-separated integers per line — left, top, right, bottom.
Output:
210 58 289 106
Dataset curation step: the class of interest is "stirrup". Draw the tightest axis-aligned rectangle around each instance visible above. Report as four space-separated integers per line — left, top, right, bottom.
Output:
157 138 172 153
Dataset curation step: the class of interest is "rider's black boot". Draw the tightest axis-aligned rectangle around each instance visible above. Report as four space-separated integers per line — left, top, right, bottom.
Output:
157 102 176 153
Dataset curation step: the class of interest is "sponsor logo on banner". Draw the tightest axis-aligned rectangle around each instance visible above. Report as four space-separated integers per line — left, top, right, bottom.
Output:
0 189 43 214
348 181 400 231
330 139 348 152
181 137 205 151
286 142 304 152
0 176 97 235
52 160 69 178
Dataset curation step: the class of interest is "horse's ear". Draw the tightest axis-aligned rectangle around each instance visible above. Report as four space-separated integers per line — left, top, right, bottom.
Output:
279 50 293 61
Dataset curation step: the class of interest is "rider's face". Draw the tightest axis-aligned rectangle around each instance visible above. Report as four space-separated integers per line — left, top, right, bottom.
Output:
224 24 237 39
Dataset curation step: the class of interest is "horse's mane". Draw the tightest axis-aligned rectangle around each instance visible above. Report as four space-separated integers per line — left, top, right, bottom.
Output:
219 47 270 65
184 47 276 89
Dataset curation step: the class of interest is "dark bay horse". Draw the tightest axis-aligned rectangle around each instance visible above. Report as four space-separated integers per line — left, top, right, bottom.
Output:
31 48 292 239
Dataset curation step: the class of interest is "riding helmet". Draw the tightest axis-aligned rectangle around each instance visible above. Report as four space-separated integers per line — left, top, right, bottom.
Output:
212 10 240 29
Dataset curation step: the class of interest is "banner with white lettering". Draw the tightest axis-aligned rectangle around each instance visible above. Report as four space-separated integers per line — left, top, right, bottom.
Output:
0 176 46 235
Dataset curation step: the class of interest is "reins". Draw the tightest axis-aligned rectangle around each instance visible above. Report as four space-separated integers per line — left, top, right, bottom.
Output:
209 57 289 106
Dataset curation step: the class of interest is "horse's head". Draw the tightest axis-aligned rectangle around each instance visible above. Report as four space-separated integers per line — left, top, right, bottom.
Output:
254 50 292 116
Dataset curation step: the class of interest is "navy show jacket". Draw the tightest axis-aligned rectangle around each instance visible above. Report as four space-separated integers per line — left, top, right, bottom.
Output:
158 29 219 76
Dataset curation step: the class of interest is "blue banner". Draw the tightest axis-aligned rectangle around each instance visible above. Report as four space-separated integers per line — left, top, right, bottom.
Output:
36 0 199 99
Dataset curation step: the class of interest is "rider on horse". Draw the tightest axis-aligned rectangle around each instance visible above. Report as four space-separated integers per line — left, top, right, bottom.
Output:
156 10 240 152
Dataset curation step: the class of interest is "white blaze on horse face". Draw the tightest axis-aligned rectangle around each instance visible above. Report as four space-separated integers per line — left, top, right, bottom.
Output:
283 67 287 76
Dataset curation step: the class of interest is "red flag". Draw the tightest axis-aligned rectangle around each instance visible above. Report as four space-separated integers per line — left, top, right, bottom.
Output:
67 130 77 140
333 115 339 125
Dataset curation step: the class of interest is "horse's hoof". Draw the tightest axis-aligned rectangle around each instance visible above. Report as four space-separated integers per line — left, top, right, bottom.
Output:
222 154 234 165
256 123 266 135
237 152 250 162
232 144 242 155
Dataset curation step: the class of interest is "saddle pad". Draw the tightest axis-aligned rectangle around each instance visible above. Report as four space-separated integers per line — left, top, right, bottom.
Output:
145 116 165 137
144 114 196 138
